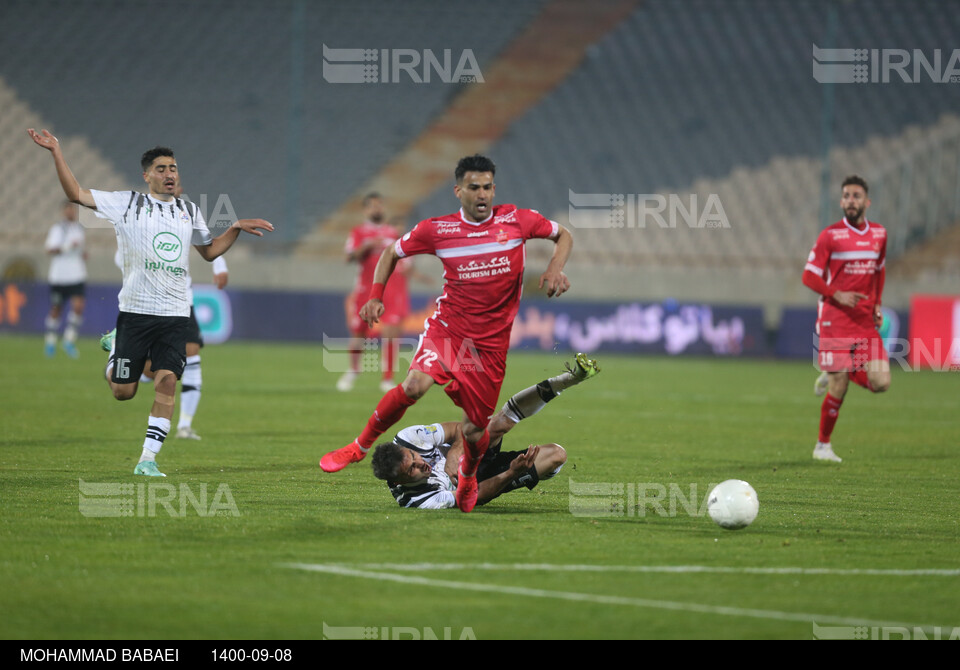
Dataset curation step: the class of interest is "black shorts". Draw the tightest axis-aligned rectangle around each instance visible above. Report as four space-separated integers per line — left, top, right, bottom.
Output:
111 311 190 384
50 283 85 306
186 307 204 347
475 439 540 498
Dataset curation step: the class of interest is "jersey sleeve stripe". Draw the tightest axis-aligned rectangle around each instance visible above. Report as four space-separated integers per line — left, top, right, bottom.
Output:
804 263 824 276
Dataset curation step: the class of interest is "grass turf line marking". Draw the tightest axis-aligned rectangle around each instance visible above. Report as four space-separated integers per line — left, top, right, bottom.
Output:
280 563 950 631
349 563 960 577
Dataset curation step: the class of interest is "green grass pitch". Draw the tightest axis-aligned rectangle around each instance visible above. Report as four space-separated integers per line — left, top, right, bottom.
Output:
1 333 958 640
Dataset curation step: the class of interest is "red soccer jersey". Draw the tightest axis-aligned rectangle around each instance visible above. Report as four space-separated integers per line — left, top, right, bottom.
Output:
395 204 559 350
804 218 887 332
345 222 399 293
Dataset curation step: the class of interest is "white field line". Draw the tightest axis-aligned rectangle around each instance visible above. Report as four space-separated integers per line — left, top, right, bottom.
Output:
346 563 960 577
280 562 955 632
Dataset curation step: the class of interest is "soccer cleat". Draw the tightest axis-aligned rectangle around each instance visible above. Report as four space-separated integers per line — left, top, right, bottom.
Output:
455 456 479 513
336 371 357 392
99 328 116 353
379 379 395 393
813 442 842 463
320 441 367 473
44 343 56 358
566 352 600 381
62 341 79 359
134 461 166 477
814 371 829 396
176 426 202 440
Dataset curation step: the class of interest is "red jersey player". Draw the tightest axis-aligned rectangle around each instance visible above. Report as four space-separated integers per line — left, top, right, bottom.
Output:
320 154 574 513
802 175 890 463
337 193 410 392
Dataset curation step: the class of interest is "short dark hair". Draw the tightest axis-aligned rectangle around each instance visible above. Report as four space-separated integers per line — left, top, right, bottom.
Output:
455 154 496 182
370 442 406 481
362 192 382 207
141 146 175 172
841 175 868 194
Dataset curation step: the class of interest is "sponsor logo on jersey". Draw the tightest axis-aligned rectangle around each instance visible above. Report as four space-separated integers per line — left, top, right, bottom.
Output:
466 230 489 238
152 232 183 262
456 255 511 279
493 211 517 225
496 228 509 244
436 221 461 234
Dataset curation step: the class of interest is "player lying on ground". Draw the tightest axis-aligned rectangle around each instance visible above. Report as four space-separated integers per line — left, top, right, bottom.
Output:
369 354 599 509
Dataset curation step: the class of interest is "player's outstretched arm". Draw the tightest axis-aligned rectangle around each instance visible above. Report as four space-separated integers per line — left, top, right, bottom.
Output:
27 129 96 208
195 219 274 261
539 224 573 298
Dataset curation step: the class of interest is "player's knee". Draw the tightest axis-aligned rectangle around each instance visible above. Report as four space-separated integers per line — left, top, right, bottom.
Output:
544 443 567 469
870 375 891 393
400 375 430 400
112 384 137 401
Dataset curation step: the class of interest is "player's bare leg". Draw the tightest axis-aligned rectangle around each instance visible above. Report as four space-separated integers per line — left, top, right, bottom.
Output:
336 335 363 392
44 302 63 357
61 295 84 359
321 369 433 473
866 358 891 393
379 325 401 393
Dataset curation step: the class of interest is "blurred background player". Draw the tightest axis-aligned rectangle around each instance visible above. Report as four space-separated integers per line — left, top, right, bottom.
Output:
337 193 410 393
43 200 86 358
802 175 890 463
321 154 574 514
370 353 599 509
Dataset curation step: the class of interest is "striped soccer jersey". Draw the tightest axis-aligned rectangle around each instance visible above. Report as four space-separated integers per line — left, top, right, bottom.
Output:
388 423 457 510
805 217 887 333
93 190 213 317
395 204 559 350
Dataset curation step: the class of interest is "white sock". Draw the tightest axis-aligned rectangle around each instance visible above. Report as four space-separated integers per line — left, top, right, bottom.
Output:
45 315 60 345
547 370 578 394
140 416 171 463
63 311 82 343
501 381 557 423
178 355 202 430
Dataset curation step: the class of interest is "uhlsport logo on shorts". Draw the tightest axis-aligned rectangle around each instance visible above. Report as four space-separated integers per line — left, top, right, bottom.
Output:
152 232 182 262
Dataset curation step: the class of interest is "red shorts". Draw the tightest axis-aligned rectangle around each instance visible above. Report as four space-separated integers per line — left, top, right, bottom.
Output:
346 287 407 337
817 326 888 372
410 321 506 428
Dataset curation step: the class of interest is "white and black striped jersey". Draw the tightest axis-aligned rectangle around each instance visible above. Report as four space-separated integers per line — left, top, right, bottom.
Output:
92 190 212 317
388 423 456 510
44 219 86 285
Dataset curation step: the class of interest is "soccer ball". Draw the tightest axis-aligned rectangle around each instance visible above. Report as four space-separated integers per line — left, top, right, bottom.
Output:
707 480 759 530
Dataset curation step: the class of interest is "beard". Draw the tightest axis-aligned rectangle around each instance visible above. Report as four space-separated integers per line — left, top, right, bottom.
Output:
845 206 864 222
369 212 384 223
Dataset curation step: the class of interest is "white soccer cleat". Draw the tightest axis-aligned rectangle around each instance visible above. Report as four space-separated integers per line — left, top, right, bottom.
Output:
813 442 842 463
814 371 829 396
336 371 357 392
176 426 202 440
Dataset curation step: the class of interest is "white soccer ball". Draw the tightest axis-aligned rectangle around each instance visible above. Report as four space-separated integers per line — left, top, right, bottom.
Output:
707 480 759 530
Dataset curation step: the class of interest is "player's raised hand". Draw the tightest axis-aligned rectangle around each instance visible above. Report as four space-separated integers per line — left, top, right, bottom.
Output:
833 290 869 308
27 128 60 153
509 446 540 474
538 270 570 298
214 272 229 290
360 298 385 327
234 218 274 237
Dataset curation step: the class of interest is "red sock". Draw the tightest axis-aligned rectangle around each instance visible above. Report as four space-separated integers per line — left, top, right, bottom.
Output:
461 430 490 476
382 338 395 382
818 393 844 443
847 369 872 390
357 385 416 448
349 345 361 374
